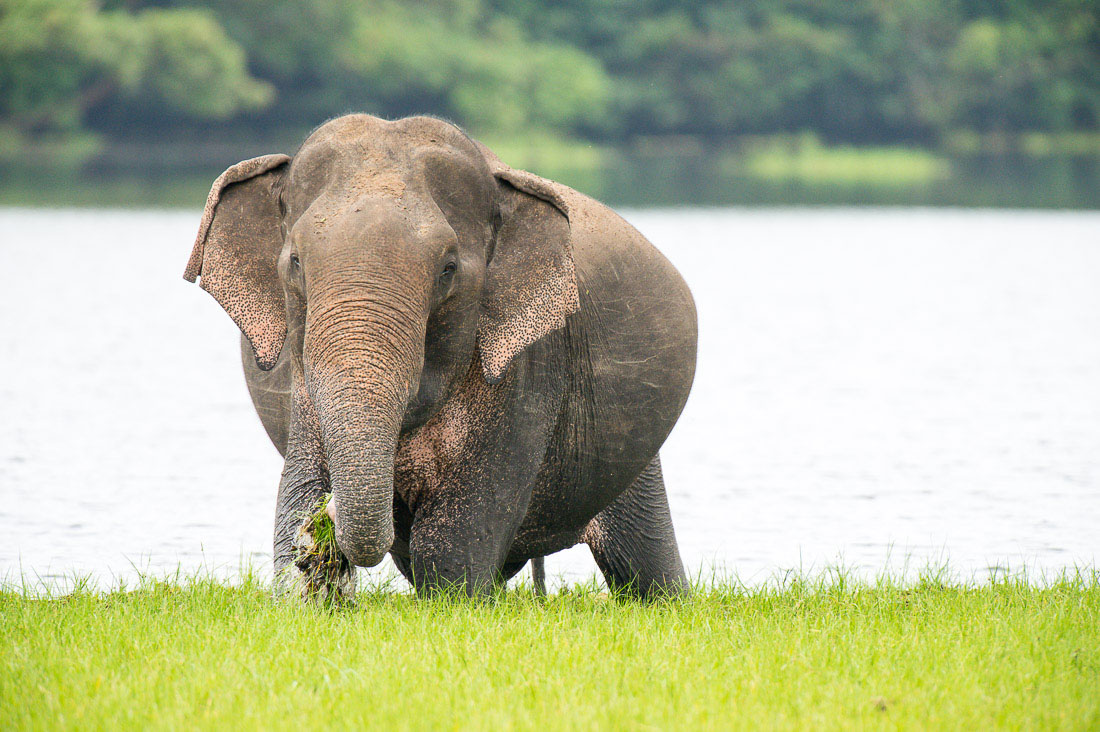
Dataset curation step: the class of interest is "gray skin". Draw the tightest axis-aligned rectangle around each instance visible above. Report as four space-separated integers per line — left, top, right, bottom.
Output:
185 114 696 598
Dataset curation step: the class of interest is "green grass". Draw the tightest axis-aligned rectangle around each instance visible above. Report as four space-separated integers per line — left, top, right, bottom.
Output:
300 495 338 551
2 571 1098 730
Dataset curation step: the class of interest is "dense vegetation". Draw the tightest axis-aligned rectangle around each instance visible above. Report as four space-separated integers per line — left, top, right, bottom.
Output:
3 572 1098 728
2 0 1097 157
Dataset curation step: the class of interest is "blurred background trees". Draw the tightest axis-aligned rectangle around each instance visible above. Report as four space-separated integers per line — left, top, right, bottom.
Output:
0 0 271 151
2 0 1095 151
1 0 1096 207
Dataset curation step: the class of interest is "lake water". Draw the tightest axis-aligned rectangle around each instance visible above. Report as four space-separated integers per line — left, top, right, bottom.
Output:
2 207 1098 591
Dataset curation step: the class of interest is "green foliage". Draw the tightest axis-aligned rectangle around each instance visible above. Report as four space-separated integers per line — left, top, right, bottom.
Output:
133 9 272 118
2 571 1099 728
337 1 609 136
0 0 1096 155
489 0 1098 143
0 0 270 146
946 10 1099 133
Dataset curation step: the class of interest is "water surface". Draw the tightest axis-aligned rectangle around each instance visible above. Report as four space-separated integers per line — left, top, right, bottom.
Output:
2 208 1097 589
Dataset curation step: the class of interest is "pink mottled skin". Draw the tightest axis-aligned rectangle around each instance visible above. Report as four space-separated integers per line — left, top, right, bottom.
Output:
187 115 696 598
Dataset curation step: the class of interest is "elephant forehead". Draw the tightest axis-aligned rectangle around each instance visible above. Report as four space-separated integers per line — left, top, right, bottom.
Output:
301 169 411 208
289 197 453 268
295 115 478 179
346 169 407 199
305 113 468 145
302 114 389 149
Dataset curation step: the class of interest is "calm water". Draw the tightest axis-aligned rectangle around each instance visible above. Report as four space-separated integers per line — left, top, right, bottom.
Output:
1 208 1098 590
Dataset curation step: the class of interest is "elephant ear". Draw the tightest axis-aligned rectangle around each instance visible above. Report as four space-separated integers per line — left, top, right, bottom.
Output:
479 162 581 383
183 154 291 371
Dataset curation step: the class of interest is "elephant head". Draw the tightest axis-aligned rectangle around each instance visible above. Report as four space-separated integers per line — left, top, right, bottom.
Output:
184 115 579 569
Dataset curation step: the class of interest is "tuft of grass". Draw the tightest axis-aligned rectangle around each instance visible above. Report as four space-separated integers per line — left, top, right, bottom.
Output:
293 493 351 604
2 570 1098 729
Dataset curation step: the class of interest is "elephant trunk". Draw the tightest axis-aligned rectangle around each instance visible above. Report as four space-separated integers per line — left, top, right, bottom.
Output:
304 288 426 568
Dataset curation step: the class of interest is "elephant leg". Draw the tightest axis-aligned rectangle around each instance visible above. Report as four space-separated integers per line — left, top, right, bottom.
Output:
530 557 547 596
274 467 345 598
583 455 690 599
408 516 508 596
492 557 544 595
273 375 355 601
397 359 555 597
407 486 531 597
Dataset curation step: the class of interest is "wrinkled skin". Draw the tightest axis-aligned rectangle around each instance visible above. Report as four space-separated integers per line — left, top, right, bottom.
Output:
185 115 697 598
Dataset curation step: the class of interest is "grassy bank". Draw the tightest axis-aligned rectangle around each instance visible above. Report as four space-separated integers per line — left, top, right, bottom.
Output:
3 573 1097 729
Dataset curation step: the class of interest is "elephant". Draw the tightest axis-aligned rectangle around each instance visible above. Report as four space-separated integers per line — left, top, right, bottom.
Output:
184 114 697 599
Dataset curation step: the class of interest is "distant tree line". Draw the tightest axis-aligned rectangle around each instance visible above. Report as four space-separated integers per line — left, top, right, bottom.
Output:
1 0 1096 153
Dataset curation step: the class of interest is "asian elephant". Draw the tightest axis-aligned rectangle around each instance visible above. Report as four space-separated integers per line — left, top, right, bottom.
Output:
184 114 697 599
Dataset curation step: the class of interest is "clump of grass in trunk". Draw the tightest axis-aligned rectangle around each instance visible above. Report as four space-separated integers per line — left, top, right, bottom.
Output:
294 493 352 605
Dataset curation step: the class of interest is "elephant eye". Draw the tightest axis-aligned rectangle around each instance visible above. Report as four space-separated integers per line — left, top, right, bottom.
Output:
439 260 457 282
289 253 301 269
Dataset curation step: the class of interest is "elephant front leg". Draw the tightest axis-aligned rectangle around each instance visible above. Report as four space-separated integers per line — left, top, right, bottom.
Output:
272 376 355 602
274 473 357 603
406 486 530 597
395 360 554 597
